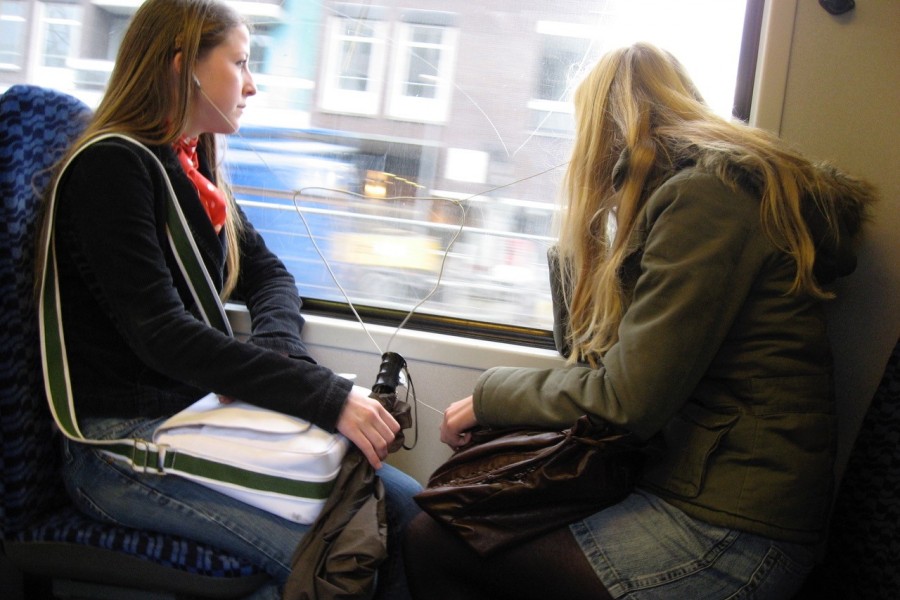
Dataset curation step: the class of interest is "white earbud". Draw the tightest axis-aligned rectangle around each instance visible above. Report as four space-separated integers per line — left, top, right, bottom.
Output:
192 74 239 131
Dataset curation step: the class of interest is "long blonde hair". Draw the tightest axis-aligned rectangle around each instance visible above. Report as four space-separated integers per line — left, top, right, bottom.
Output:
39 0 245 298
559 42 873 364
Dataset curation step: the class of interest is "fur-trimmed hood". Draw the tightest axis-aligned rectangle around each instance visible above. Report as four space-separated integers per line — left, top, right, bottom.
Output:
611 148 878 286
803 163 877 284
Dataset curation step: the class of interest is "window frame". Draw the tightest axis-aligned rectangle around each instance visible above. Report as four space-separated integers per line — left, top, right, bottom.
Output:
308 0 768 345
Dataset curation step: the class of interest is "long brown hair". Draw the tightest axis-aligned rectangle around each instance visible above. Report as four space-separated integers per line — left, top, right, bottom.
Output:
558 42 874 364
39 0 246 297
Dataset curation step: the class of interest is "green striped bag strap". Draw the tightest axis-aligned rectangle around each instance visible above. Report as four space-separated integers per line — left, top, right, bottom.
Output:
38 132 231 466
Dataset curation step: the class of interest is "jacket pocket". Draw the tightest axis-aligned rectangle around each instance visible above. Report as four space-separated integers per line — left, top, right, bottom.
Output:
643 402 738 498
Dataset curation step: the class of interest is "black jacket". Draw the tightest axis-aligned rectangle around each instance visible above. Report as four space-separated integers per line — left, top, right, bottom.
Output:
53 137 351 430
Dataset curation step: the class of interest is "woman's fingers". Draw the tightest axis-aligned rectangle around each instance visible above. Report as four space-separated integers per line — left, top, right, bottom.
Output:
337 390 400 469
440 396 478 448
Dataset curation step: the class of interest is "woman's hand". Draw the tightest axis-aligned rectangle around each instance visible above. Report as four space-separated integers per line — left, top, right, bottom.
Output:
441 395 479 449
336 387 400 469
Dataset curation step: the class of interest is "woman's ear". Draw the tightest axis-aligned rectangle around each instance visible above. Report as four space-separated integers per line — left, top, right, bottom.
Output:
172 49 184 77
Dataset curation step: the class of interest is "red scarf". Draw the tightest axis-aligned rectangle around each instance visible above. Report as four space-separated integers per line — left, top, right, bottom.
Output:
173 136 227 233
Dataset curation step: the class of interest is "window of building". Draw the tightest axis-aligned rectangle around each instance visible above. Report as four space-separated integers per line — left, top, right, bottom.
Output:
40 3 80 67
535 28 591 103
529 22 595 135
319 7 388 116
386 12 458 123
0 1 28 71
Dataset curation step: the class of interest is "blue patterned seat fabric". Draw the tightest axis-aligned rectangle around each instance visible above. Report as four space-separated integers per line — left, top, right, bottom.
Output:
0 84 261 582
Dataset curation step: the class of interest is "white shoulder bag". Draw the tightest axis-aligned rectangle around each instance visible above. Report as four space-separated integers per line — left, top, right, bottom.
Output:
38 133 348 524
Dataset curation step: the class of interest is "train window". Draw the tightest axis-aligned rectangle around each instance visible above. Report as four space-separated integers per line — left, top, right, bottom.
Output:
2 0 758 344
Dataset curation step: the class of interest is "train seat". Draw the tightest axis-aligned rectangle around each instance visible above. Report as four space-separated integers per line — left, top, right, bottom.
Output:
0 84 269 599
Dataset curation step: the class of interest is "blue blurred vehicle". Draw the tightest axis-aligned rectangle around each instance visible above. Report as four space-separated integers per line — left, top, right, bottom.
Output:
223 126 361 301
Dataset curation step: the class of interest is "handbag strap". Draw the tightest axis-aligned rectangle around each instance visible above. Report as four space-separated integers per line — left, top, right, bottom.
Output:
38 133 231 467
38 134 339 502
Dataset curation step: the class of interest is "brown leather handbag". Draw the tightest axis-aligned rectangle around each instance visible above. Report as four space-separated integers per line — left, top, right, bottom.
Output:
413 415 650 556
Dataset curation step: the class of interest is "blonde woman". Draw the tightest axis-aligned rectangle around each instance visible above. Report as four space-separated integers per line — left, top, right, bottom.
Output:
404 42 876 600
42 1 420 597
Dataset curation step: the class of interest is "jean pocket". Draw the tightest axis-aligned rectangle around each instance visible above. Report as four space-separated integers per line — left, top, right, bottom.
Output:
70 485 125 525
728 543 812 600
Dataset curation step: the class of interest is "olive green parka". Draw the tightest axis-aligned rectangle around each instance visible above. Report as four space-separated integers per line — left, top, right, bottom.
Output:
473 165 873 543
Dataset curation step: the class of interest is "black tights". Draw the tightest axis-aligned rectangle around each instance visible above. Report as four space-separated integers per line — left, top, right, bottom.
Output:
402 513 612 600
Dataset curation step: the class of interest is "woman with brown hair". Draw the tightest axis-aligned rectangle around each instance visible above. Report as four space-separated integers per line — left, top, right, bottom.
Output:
40 1 421 597
404 42 876 600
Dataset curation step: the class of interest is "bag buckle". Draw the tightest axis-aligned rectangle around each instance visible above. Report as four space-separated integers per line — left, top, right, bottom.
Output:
131 438 164 474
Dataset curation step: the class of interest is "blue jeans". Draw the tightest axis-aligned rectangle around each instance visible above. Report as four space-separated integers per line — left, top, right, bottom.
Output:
570 489 815 599
62 417 422 600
